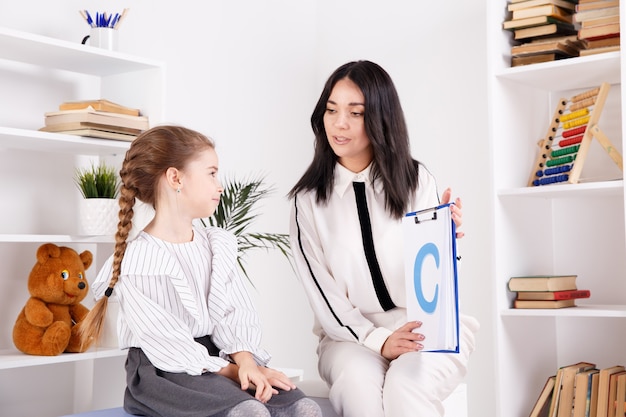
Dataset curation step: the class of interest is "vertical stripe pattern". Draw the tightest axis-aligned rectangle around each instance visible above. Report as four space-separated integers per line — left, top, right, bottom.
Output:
90 226 271 375
352 181 396 311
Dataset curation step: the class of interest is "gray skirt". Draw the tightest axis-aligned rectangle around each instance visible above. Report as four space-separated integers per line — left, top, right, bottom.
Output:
123 336 306 417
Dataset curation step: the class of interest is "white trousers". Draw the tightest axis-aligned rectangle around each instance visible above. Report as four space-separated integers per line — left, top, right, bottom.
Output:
317 314 479 417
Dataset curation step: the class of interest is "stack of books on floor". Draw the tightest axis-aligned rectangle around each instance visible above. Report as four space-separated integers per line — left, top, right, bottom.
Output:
503 0 583 66
575 0 620 56
529 362 626 417
39 99 149 142
507 274 590 308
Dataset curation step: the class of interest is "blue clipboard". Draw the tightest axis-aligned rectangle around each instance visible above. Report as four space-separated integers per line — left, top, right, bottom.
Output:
402 203 460 353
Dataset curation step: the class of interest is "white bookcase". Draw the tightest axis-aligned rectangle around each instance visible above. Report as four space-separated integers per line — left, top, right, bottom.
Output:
487 2 626 416
0 27 164 416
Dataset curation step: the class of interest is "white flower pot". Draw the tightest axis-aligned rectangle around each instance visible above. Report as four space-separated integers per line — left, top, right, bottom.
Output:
79 198 119 236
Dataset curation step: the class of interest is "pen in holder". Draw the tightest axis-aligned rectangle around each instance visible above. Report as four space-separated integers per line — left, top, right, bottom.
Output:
82 27 118 51
79 8 128 51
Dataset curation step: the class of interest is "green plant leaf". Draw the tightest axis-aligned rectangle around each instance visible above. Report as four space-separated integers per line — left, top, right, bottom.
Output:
75 163 120 199
200 174 292 284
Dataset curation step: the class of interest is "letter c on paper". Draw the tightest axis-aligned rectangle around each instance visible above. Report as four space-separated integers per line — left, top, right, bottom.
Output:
413 242 439 314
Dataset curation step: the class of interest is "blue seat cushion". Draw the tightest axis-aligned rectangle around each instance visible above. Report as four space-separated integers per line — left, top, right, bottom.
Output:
59 397 339 417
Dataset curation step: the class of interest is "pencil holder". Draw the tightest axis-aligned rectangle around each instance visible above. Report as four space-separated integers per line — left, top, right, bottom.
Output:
82 27 118 51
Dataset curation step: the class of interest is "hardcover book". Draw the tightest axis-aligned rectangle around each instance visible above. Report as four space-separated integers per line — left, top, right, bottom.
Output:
513 299 576 309
508 0 577 12
578 23 620 40
39 128 136 142
508 275 578 292
58 99 141 116
596 365 626 417
550 363 596 417
579 44 620 56
510 35 581 57
529 375 556 417
511 52 561 67
503 15 573 30
556 362 596 417
43 108 149 131
512 4 574 21
572 368 599 417
516 289 590 301
514 21 578 40
574 6 620 22
576 0 619 11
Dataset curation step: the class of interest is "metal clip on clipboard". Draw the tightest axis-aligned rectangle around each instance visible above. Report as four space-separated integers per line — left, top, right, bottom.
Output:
410 203 453 224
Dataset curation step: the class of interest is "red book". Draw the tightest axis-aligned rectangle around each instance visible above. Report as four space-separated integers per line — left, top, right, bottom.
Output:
516 289 591 301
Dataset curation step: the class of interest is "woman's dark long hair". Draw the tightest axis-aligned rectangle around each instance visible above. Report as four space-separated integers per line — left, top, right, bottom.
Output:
288 60 421 219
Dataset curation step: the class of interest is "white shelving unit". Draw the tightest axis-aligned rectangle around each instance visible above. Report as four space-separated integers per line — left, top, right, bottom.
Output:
488 2 626 417
0 27 164 416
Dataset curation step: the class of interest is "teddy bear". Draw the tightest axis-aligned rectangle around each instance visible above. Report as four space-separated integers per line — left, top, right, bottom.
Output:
12 243 95 356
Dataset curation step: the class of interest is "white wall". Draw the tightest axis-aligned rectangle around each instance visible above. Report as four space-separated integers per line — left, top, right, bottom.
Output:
0 1 494 416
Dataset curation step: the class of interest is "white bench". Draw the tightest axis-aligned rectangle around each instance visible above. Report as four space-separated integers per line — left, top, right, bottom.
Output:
297 379 468 417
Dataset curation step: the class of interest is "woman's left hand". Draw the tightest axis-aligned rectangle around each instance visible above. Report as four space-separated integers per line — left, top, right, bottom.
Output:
441 188 464 239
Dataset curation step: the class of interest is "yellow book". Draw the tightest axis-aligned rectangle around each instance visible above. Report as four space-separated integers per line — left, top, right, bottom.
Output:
59 99 140 116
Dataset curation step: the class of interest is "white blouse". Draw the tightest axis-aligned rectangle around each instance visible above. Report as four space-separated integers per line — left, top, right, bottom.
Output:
289 163 440 354
91 226 271 376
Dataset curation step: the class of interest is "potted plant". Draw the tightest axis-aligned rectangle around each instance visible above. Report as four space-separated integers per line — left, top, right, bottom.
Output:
200 174 291 283
75 162 120 235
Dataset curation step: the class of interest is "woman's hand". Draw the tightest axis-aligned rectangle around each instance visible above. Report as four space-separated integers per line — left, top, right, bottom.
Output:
441 187 464 239
380 321 424 360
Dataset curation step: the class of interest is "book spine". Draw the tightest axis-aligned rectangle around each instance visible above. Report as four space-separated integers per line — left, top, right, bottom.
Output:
553 290 590 300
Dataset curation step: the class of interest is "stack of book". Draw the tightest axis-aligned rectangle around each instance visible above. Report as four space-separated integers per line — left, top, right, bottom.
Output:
39 99 149 142
507 274 590 308
575 0 620 56
529 362 626 417
503 0 583 66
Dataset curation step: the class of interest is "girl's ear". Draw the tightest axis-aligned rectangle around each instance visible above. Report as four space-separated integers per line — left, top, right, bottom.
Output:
164 167 182 191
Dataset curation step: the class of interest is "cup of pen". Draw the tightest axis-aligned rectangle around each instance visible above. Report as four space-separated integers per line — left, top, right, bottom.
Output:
80 9 127 51
85 27 118 51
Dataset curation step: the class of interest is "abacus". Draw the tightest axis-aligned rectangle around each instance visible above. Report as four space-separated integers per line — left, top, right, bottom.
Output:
528 82 623 186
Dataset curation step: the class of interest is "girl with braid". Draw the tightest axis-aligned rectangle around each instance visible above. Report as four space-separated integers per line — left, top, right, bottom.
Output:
78 126 322 417
288 61 479 417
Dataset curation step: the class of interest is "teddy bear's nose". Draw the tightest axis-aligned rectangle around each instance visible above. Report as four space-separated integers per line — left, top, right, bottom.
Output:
78 282 86 290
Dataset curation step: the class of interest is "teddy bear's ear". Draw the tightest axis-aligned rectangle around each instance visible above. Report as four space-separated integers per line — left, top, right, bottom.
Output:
36 243 61 264
80 250 93 270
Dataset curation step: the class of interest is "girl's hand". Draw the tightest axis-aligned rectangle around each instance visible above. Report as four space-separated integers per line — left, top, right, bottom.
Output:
380 321 424 360
260 367 297 391
237 360 275 403
441 187 464 239
231 352 277 403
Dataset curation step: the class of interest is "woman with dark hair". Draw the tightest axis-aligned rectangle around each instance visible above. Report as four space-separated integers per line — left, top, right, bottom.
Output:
288 61 478 417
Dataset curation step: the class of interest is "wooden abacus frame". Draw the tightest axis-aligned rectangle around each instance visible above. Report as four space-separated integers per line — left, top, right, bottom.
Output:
528 82 623 186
